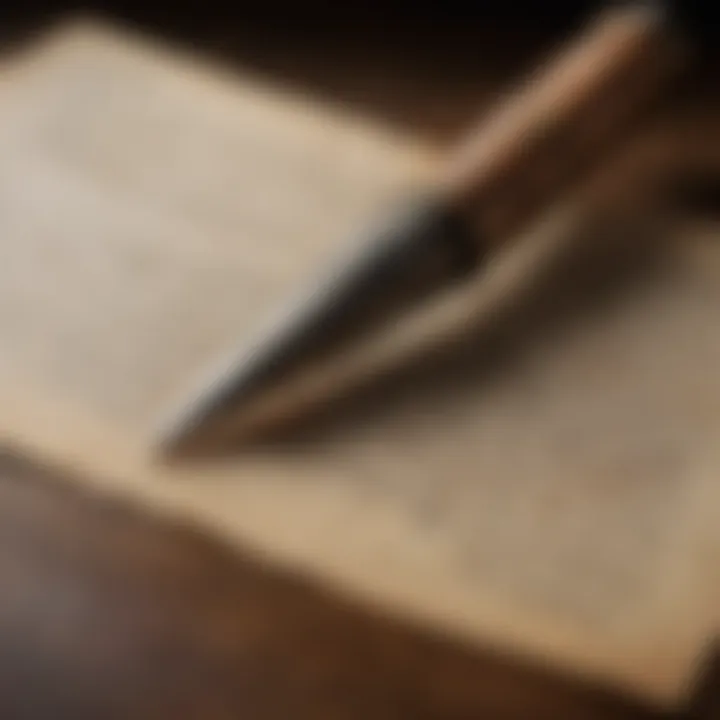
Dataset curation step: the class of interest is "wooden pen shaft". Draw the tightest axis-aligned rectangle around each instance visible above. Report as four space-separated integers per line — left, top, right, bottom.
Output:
442 2 686 247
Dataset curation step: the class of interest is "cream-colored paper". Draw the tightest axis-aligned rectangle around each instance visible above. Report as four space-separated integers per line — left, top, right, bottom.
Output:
0 18 717 708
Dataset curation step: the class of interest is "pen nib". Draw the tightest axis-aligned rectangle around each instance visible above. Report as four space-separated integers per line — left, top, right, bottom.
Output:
158 201 480 458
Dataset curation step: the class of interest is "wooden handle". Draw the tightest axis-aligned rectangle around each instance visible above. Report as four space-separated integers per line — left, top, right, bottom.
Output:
442 2 686 247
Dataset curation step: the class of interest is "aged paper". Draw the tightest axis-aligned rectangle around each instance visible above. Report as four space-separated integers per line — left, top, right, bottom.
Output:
0 18 717 707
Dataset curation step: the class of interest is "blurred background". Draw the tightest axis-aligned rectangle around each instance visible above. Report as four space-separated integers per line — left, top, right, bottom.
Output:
0 1 601 148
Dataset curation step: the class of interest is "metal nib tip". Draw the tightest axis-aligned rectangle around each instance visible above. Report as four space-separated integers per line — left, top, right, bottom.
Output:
157 200 480 458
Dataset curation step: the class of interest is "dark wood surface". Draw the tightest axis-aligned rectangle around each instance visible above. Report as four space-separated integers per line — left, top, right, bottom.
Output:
0 15 716 719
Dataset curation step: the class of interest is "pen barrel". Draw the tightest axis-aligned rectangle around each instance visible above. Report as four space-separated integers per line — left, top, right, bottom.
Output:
442 1 687 247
